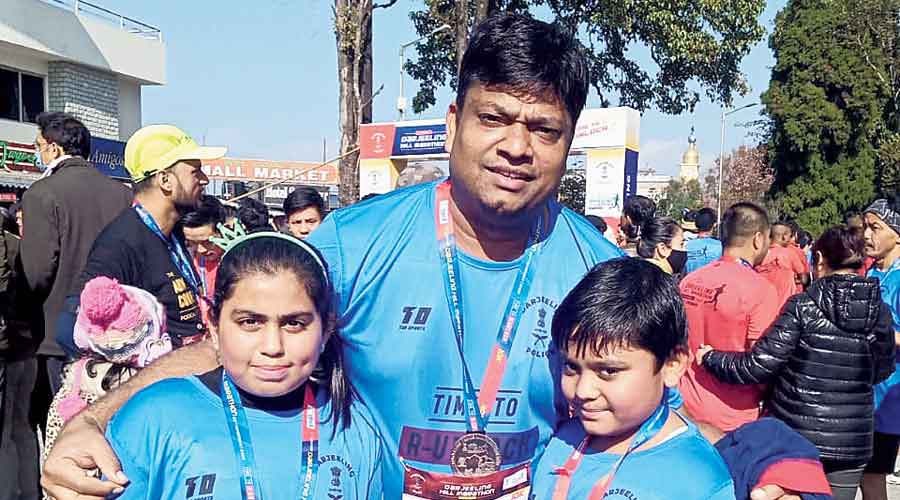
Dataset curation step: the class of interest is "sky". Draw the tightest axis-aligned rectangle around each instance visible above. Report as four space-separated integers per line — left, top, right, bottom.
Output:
99 0 787 178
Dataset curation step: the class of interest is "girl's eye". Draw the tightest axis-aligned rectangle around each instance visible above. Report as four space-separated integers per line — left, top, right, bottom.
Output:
563 361 578 374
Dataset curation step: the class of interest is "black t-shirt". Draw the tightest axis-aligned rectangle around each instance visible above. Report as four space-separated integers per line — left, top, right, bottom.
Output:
68 208 203 346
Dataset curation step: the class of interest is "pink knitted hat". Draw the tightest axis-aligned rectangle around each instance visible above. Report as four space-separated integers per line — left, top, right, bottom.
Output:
72 276 171 367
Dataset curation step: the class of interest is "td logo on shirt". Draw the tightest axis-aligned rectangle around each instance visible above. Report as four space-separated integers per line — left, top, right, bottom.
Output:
184 474 216 500
400 306 432 332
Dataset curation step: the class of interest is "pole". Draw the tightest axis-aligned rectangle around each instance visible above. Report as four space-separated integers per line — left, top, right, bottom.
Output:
399 46 406 121
717 111 727 229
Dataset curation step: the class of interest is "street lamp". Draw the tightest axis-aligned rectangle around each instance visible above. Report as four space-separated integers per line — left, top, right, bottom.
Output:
399 24 451 121
717 102 761 228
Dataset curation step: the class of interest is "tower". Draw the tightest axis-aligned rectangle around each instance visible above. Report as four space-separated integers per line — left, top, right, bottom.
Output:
679 127 700 181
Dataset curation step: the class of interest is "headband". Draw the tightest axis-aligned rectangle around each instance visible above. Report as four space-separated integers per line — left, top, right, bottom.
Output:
865 199 900 236
209 222 329 286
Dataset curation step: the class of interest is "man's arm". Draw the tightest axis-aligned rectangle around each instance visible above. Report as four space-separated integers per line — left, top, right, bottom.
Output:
42 340 218 500
20 190 60 297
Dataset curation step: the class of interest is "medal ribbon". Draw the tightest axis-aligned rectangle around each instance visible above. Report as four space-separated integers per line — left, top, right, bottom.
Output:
221 372 319 500
133 202 201 294
435 181 544 432
551 391 670 500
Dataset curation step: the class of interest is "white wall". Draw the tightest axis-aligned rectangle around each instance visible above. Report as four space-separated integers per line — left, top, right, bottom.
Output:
117 78 141 141
0 0 165 85
0 120 37 144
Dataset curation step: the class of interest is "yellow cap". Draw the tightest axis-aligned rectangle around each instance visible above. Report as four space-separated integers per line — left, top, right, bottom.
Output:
124 125 227 183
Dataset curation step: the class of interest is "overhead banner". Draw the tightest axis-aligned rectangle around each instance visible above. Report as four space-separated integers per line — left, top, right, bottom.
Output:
90 137 130 179
201 157 339 186
360 119 448 160
392 124 447 157
571 107 641 152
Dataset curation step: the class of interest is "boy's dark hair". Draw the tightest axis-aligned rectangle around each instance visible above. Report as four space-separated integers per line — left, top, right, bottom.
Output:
721 202 769 248
182 195 226 229
585 215 607 235
694 208 716 232
36 112 91 158
283 187 325 218
552 258 687 369
237 197 270 232
457 13 589 124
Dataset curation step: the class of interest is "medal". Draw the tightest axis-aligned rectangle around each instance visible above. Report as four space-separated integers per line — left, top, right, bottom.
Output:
450 432 502 476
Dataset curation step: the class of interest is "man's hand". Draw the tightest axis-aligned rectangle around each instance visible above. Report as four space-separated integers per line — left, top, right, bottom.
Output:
41 414 128 500
750 485 801 500
696 344 713 365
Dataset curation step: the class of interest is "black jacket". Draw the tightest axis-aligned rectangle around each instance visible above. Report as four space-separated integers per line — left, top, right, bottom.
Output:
20 158 132 356
703 273 896 466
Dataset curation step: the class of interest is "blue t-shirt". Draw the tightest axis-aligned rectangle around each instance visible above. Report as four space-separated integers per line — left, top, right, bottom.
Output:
869 259 900 434
106 376 384 500
685 236 723 274
307 181 624 497
531 417 736 500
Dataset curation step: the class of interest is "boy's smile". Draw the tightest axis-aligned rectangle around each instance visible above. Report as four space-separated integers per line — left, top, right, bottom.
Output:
562 342 687 452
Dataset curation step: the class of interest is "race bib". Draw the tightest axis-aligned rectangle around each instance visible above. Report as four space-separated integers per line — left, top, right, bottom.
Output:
402 463 530 500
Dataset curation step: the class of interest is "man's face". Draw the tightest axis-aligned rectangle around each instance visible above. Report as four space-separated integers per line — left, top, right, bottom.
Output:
287 206 323 240
15 209 22 236
445 83 574 218
167 160 209 213
184 223 224 262
34 133 61 166
864 212 900 260
561 342 685 442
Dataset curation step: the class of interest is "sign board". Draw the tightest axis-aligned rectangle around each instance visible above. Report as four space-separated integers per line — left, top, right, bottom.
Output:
201 157 339 186
392 124 447 157
0 141 37 171
360 119 448 160
570 107 641 152
0 193 17 202
89 137 130 179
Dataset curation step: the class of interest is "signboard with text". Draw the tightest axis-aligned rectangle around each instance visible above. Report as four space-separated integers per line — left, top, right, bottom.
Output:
391 124 447 157
201 157 339 186
90 137 130 179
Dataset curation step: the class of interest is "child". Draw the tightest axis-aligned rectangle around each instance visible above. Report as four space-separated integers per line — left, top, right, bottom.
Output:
531 258 736 499
43 276 171 463
105 232 384 500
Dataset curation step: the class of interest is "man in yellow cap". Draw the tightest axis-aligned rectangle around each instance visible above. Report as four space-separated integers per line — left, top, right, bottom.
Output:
55 125 226 355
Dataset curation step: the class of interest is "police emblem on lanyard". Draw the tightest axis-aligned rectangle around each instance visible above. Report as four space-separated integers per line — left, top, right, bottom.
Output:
451 432 502 476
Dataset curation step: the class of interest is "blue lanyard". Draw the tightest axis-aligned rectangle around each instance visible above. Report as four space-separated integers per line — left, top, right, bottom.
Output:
553 390 671 499
220 373 319 500
133 203 200 293
434 182 544 432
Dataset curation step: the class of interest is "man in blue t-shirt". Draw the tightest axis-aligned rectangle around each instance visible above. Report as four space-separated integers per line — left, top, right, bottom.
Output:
685 207 722 274
42 14 808 500
862 197 900 499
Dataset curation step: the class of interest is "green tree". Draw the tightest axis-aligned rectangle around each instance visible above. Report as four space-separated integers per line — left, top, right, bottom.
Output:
658 178 703 219
406 0 766 115
764 0 890 233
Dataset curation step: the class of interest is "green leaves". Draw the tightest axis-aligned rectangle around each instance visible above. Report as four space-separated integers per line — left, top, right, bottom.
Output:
405 0 765 114
765 0 889 233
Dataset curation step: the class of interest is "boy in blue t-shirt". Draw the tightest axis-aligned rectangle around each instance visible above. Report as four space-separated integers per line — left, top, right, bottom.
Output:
532 258 735 500
685 207 723 274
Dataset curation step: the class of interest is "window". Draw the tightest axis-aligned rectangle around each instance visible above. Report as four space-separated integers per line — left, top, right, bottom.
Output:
21 74 44 123
0 67 45 123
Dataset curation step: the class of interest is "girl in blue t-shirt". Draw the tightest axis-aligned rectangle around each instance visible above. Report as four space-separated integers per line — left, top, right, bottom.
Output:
106 232 384 500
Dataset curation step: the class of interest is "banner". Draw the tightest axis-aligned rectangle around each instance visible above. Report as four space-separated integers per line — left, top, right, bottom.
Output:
201 157 339 186
392 124 447 157
0 141 37 171
90 137 130 179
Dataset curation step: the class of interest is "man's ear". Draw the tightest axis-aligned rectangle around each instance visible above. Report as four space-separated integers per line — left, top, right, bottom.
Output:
445 103 459 156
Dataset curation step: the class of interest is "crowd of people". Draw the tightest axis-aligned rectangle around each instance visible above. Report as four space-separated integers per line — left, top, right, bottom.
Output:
0 12 898 500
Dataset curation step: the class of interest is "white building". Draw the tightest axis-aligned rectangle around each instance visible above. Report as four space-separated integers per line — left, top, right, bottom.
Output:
636 168 671 202
0 0 165 197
